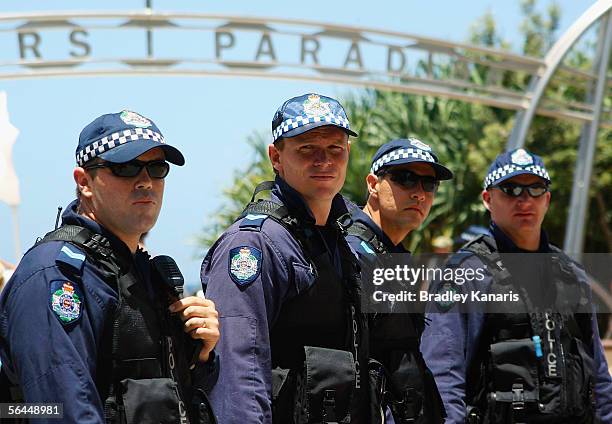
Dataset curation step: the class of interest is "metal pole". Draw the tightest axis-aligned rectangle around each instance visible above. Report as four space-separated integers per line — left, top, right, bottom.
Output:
146 0 153 58
507 76 539 151
506 0 612 150
563 12 612 259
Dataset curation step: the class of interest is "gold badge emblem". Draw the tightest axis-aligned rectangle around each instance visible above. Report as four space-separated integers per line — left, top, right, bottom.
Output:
303 94 332 117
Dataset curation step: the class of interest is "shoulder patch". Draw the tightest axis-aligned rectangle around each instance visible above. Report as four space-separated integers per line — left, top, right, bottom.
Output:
228 246 262 287
435 281 459 312
56 244 86 272
49 280 83 325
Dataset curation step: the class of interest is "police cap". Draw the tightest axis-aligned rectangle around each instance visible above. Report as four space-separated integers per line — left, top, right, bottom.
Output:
370 138 453 180
271 93 358 142
75 110 185 166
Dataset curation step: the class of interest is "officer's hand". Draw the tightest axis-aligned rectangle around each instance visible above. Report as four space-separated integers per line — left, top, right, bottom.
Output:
169 296 220 362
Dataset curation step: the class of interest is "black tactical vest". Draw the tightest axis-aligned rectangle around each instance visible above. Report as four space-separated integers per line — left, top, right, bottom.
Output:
346 221 446 424
462 235 596 424
238 182 371 423
30 225 215 424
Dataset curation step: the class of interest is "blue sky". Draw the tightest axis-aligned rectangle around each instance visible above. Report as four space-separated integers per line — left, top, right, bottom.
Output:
0 0 596 291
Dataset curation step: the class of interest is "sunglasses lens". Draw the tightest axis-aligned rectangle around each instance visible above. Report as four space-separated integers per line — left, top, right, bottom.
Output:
527 185 547 197
107 161 169 178
421 179 438 193
110 163 142 177
389 171 438 192
389 172 418 189
510 185 524 197
497 184 547 197
147 161 170 178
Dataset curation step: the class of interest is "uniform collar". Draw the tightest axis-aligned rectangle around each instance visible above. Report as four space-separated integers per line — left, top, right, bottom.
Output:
62 199 135 261
349 205 409 253
490 221 550 253
271 175 350 226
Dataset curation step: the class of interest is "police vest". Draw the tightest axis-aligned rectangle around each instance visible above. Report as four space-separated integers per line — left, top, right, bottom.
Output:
346 220 446 424
30 225 214 424
238 182 371 424
462 235 596 424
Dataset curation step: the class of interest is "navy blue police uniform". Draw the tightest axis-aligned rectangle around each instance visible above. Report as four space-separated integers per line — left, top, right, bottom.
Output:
201 94 381 423
421 149 612 424
346 138 452 424
0 111 215 424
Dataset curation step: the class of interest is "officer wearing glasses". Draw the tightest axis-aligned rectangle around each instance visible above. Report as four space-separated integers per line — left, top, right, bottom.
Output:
421 148 612 423
0 111 219 423
345 138 451 423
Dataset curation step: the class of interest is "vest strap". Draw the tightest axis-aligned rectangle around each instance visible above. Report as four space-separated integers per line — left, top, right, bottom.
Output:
346 221 388 254
250 180 276 202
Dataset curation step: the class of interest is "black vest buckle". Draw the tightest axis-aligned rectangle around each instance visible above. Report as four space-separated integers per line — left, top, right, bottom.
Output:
85 234 112 258
322 389 337 423
335 213 353 235
511 383 525 410
466 406 481 424
511 383 528 424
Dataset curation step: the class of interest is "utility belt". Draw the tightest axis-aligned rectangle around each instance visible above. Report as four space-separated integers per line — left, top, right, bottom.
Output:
368 359 444 424
272 346 357 424
106 337 215 424
0 374 213 424
271 348 441 424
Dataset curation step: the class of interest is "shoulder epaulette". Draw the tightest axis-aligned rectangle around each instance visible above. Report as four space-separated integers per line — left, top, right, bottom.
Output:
238 213 270 232
56 244 86 273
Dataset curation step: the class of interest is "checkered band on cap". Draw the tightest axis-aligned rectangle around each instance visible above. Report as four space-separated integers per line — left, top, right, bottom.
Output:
272 114 351 141
76 127 165 166
484 164 550 188
370 148 435 174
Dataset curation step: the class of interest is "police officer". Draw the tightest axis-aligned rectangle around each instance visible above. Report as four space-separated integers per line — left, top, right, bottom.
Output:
0 111 220 423
201 93 384 423
421 148 612 423
346 138 452 423
348 138 453 256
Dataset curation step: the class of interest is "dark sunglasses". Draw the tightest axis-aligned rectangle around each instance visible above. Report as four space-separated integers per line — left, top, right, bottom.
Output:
84 159 170 179
491 183 549 198
379 169 439 193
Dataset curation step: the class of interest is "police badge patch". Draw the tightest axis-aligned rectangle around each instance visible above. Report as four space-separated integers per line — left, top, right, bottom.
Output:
229 246 262 287
435 281 459 312
50 280 83 325
510 148 533 166
303 94 332 117
409 138 432 152
119 110 152 128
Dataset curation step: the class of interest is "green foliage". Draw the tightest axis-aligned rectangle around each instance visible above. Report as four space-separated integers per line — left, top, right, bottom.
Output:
197 0 611 254
520 0 560 57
